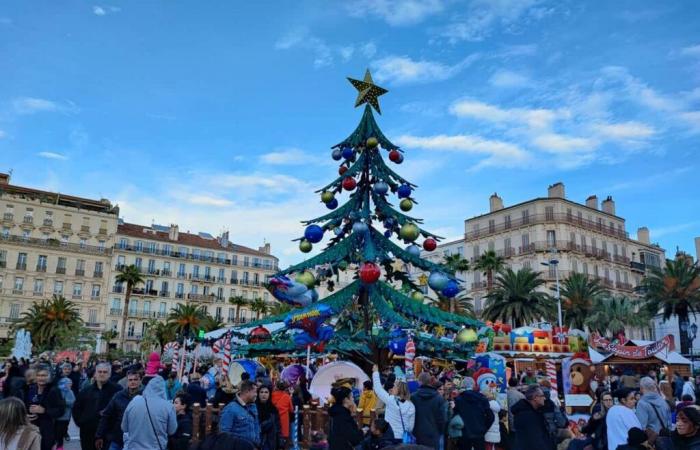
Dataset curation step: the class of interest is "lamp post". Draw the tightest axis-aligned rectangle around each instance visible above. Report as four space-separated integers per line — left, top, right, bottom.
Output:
541 248 563 335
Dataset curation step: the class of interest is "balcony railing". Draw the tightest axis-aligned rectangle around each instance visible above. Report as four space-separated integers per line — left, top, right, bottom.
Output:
23 216 34 224
630 261 646 272
177 272 186 279
86 322 102 328
466 212 628 241
93 271 103 278
2 213 14 221
16 262 26 270
0 234 110 255
616 281 634 291
187 293 215 302
112 286 125 293
175 292 184 299
471 281 488 290
132 288 158 296
80 225 90 233
75 269 85 276
109 308 123 316
12 289 23 295
33 291 44 296
162 270 172 277
160 291 170 297
157 311 167 318
72 294 83 300
56 267 66 274
42 219 53 227
36 265 47 272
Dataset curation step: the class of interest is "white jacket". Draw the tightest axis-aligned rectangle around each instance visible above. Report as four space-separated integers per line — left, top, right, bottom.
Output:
683 381 696 401
372 371 416 440
485 399 501 443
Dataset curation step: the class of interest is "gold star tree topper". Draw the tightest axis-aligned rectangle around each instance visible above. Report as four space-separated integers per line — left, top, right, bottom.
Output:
347 69 388 114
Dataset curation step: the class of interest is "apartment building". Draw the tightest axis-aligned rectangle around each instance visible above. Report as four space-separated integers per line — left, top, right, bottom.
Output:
421 183 666 335
0 173 119 338
111 222 278 351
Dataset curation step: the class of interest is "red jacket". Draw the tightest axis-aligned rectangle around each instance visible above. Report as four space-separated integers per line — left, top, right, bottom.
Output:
271 390 294 438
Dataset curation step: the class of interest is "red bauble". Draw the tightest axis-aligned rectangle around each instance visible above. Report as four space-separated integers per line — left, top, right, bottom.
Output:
423 237 437 251
359 262 381 284
249 326 271 344
342 177 357 191
389 150 400 162
339 165 348 176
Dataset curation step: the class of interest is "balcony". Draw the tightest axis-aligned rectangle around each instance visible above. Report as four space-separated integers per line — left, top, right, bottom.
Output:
466 212 628 242
189 274 216 283
112 285 125 293
86 322 102 329
160 291 170 297
33 291 44 296
93 271 103 278
177 272 186 279
16 262 27 270
471 281 488 290
114 264 126 271
36 265 47 272
616 281 634 291
187 293 215 302
75 269 85 276
22 216 34 225
157 311 167 318
162 270 172 277
2 213 14 222
132 288 158 297
147 268 159 275
72 294 83 300
56 267 66 274
125 334 143 340
12 289 23 295
0 234 109 255
175 292 184 299
230 278 239 284
630 261 646 273
109 308 123 316
613 255 631 264
80 225 90 233
42 219 53 227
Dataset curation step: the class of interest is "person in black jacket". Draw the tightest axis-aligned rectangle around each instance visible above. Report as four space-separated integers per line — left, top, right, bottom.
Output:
328 386 363 450
361 418 395 450
256 384 281 450
511 385 554 450
95 369 142 450
170 392 194 450
454 386 494 450
25 364 65 450
73 362 122 450
186 372 208 407
410 373 447 450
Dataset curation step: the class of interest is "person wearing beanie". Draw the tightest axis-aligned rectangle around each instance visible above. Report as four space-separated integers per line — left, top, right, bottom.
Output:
672 405 700 449
616 427 650 449
328 386 363 450
143 352 162 386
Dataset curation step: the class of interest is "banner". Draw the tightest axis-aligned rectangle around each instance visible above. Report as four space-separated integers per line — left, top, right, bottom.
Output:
589 333 675 359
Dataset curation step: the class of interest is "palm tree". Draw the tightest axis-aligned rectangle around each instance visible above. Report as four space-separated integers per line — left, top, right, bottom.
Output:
560 272 607 329
228 296 248 323
115 265 145 350
642 258 700 354
12 295 83 349
140 318 175 352
482 268 555 327
250 298 269 320
168 303 207 337
442 253 470 313
268 302 292 316
428 293 474 316
201 314 225 332
586 295 651 337
474 250 506 292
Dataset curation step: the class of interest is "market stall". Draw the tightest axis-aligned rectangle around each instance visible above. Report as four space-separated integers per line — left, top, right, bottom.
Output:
587 334 692 377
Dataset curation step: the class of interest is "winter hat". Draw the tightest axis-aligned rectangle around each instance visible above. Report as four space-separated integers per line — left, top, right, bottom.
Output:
145 352 162 376
627 427 647 445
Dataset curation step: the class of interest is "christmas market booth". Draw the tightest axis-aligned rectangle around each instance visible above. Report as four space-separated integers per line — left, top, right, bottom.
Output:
588 333 693 378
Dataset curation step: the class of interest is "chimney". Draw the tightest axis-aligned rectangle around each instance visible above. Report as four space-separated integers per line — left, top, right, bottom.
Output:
168 224 179 241
695 237 700 264
601 196 616 215
219 231 229 248
547 182 565 198
489 193 504 212
585 195 598 210
637 227 650 245
0 173 9 185
259 242 271 255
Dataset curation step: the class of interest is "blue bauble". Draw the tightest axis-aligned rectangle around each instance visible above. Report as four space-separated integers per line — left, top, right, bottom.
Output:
304 225 324 244
396 153 404 164
397 184 412 198
406 244 421 257
428 271 449 291
373 182 389 195
352 221 369 234
389 338 408 355
384 230 392 238
342 147 354 159
441 280 460 298
331 148 343 161
326 198 338 210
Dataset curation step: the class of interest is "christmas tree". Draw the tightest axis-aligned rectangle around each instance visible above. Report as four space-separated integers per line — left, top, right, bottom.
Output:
241 70 482 364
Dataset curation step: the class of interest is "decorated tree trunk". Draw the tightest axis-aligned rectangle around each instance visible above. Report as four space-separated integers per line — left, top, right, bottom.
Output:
234 71 482 368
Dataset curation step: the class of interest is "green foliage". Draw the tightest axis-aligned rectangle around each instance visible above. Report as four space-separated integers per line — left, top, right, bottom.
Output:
228 296 248 322
443 254 470 274
201 314 225 332
11 295 84 349
115 264 145 350
642 258 700 321
140 319 176 352
249 298 269 320
168 303 207 336
585 295 650 336
560 272 607 329
482 268 555 326
474 250 506 291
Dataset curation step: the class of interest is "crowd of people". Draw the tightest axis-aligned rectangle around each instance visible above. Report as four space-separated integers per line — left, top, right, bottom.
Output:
2 355 700 450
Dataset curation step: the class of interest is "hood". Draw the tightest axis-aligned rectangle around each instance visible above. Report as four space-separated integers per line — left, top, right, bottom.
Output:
143 375 167 400
641 392 670 409
146 352 162 376
458 390 484 402
328 403 350 417
511 398 537 415
360 390 376 400
414 385 440 400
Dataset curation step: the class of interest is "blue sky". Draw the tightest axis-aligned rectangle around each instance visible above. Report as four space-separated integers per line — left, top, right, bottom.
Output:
1 0 699 266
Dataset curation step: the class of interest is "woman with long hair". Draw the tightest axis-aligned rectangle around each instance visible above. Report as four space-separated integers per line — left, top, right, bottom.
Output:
0 397 41 450
371 365 415 443
583 390 613 449
257 384 281 450
672 405 700 449
170 392 194 450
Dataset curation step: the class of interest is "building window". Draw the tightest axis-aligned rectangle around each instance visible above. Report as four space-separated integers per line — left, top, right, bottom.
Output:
487 241 495 252
128 322 135 337
582 263 589 275
119 238 128 249
76 259 86 271
95 261 103 275
145 280 154 291
148 259 156 273
521 209 530 224
190 285 198 294
504 215 511 229
54 281 63 294
472 245 479 258
566 208 572 221
144 300 151 314
130 300 138 314
228 308 235 321
117 255 125 266
176 283 184 295
1 227 9 238
10 303 20 320
135 258 142 270
569 232 576 245
161 281 168 293
91 284 101 298
111 320 118 331
22 229 30 240
545 206 554 221
548 265 557 279
615 270 621 283
504 238 511 255
61 234 69 244
34 279 44 294
147 242 156 253
488 219 495 233
624 272 629 284
594 265 599 277
231 254 238 265
79 238 87 248
604 268 610 281
178 263 186 277
14 277 24 291
521 234 530 250
163 262 170 273
572 260 578 272
17 252 27 269
546 230 556 247
193 265 200 277
73 283 82 296
135 241 143 251
0 275 3 289
111 298 121 310
218 268 225 281
204 266 211 278
98 240 105 250
163 245 172 256
37 255 48 271
88 309 97 324
159 302 167 315
179 246 188 257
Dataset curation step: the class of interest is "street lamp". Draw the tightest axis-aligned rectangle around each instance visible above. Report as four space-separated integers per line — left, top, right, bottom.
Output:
541 248 563 335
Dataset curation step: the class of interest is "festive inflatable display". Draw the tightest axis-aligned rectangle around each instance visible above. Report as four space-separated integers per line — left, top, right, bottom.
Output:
309 361 369 405
474 322 588 356
228 359 265 385
268 275 317 307
284 304 335 351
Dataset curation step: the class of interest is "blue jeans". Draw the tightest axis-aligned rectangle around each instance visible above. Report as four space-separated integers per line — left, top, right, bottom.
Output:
108 442 123 450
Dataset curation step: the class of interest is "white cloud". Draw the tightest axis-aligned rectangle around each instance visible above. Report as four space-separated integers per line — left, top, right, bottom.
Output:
339 46 354 62
680 44 700 58
488 70 531 88
93 5 120 16
372 54 480 85
275 29 374 68
493 44 537 59
347 0 444 26
395 133 531 169
211 173 311 194
532 133 595 153
260 148 315 165
649 221 700 238
0 130 6 139
13 97 59 114
594 122 656 140
449 99 562 128
360 42 377 58
37 151 68 160
175 193 233 207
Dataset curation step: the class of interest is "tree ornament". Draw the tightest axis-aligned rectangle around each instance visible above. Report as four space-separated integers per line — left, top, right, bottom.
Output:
456 328 478 344
373 181 389 195
406 244 421 257
295 270 316 289
321 191 335 203
423 237 437 251
352 221 368 234
395 153 404 164
359 262 381 284
342 177 357 191
397 184 412 198
384 230 392 238
389 149 401 162
411 291 424 302
299 240 312 253
348 211 360 221
249 326 271 344
339 165 348 175
399 223 420 242
428 271 449 291
342 147 354 159
347 69 388 114
326 198 338 210
441 280 460 298
331 148 343 161
366 137 379 148
399 198 413 212
304 225 324 244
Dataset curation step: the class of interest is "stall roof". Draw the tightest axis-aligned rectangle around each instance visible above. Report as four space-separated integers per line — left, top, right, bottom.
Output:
204 322 287 340
589 339 692 366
